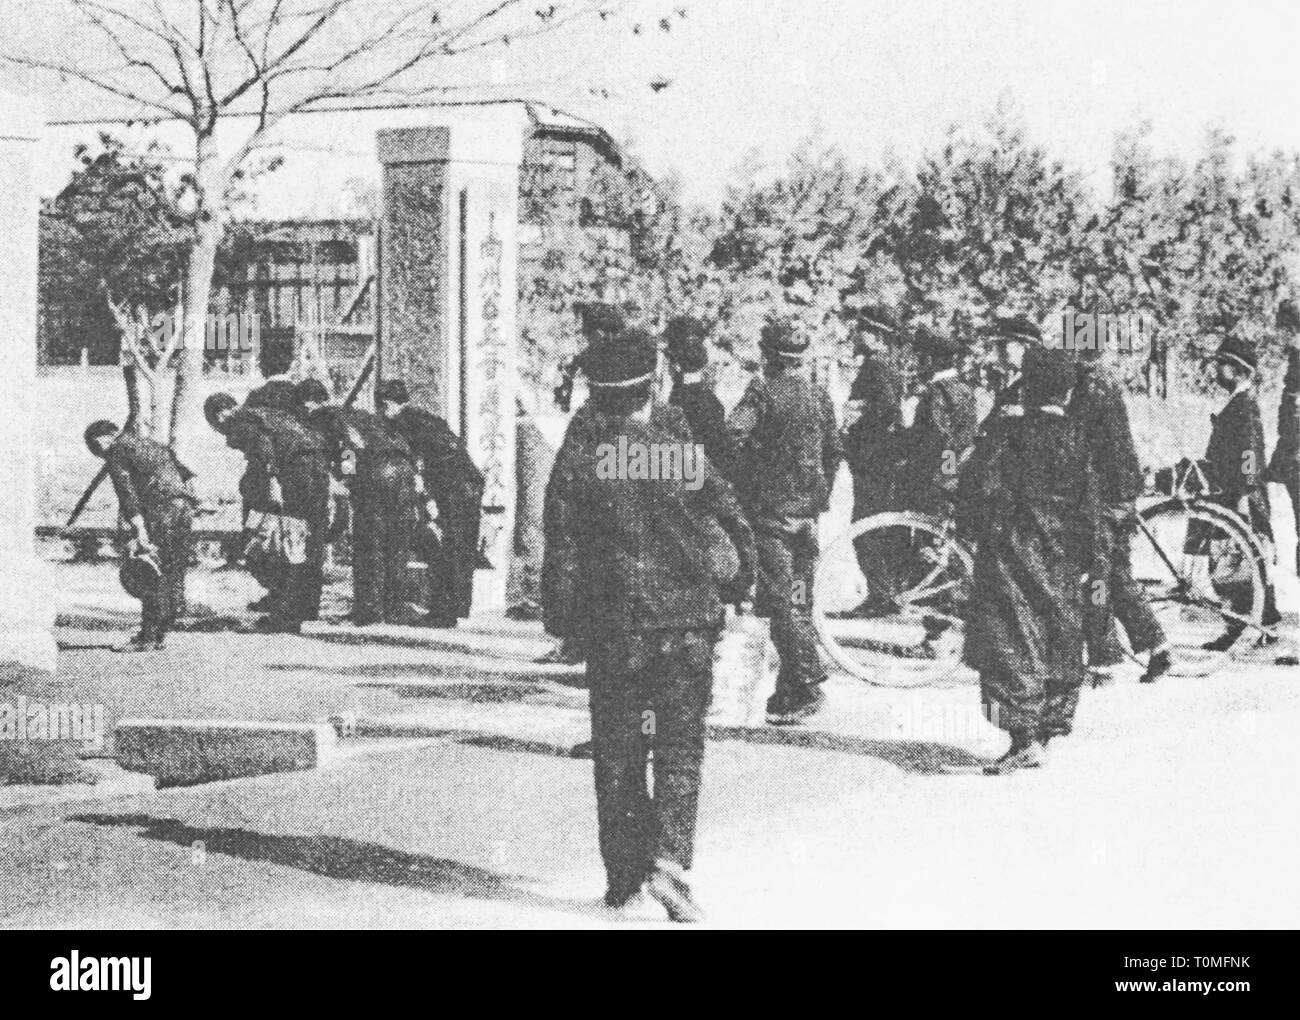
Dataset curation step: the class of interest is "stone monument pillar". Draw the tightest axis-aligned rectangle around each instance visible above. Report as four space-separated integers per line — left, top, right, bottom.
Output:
377 122 521 612
0 96 56 676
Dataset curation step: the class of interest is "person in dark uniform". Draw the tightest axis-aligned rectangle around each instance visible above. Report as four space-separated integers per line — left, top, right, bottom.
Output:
1200 336 1280 651
1072 344 1172 683
243 377 299 413
728 317 841 726
894 327 979 516
662 315 738 482
837 306 905 617
205 391 330 632
85 420 196 651
376 379 485 627
542 327 755 922
234 376 315 611
295 381 420 627
1266 299 1300 576
985 315 1037 419
539 319 696 673
957 347 1098 774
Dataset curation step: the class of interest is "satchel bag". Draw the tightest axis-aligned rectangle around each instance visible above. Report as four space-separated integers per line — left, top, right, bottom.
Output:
242 509 309 587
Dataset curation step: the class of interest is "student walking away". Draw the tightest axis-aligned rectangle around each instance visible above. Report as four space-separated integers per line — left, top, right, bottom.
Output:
1072 345 1172 684
538 323 694 671
85 420 196 652
377 379 486 627
728 317 842 726
542 327 755 922
297 382 420 627
662 315 738 482
837 306 905 618
1266 299 1300 576
205 391 330 633
1198 336 1281 652
956 347 1099 775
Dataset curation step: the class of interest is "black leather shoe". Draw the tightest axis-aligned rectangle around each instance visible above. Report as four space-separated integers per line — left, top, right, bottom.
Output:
767 686 826 726
113 634 161 653
1202 629 1243 653
1140 648 1172 683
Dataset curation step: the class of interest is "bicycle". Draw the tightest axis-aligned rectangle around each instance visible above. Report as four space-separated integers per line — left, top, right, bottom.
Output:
813 460 1274 687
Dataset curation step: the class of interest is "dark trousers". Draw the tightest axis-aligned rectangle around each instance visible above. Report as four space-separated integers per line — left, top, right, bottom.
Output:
276 452 330 625
426 486 483 621
755 517 825 698
850 470 903 601
1086 518 1168 664
587 628 714 899
351 456 418 623
140 497 192 642
1206 492 1281 633
1278 475 1300 576
981 665 1083 741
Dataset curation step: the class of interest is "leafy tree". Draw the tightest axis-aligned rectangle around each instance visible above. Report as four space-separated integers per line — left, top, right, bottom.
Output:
41 134 189 435
5 0 639 450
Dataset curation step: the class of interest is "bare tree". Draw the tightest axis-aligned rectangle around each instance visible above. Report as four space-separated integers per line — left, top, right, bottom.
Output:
4 0 630 448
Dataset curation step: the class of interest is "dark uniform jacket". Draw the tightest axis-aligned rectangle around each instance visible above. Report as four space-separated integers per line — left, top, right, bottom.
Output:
842 356 903 505
728 369 841 520
1070 361 1143 508
243 378 299 413
1267 347 1300 487
223 405 326 502
567 398 693 445
671 380 738 483
307 406 415 475
542 407 756 642
847 356 904 431
387 406 484 504
1205 386 1271 536
895 370 979 509
104 431 195 520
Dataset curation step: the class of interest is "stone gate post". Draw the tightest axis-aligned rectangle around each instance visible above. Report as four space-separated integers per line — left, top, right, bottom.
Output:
377 122 521 613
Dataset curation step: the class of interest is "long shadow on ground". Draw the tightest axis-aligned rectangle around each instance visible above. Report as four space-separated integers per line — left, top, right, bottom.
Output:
706 726 987 774
66 812 601 919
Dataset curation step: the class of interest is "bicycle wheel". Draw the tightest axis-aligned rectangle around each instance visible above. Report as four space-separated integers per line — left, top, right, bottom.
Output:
814 511 975 687
1130 498 1268 676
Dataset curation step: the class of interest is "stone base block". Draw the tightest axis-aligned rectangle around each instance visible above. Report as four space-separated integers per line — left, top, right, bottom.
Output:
115 719 338 788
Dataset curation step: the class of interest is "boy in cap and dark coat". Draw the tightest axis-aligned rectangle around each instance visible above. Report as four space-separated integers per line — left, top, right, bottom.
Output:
85 420 197 651
837 307 906 617
894 327 979 515
957 347 1098 774
1199 336 1280 651
1266 300 1300 575
985 315 1039 418
662 315 737 483
205 390 330 632
294 380 421 627
728 316 841 725
1072 341 1172 684
542 327 755 922
377 379 485 626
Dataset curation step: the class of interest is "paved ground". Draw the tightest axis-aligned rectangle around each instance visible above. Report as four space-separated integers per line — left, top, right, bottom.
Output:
0 557 1296 928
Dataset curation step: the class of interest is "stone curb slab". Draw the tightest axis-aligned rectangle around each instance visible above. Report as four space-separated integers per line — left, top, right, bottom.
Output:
115 719 338 788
